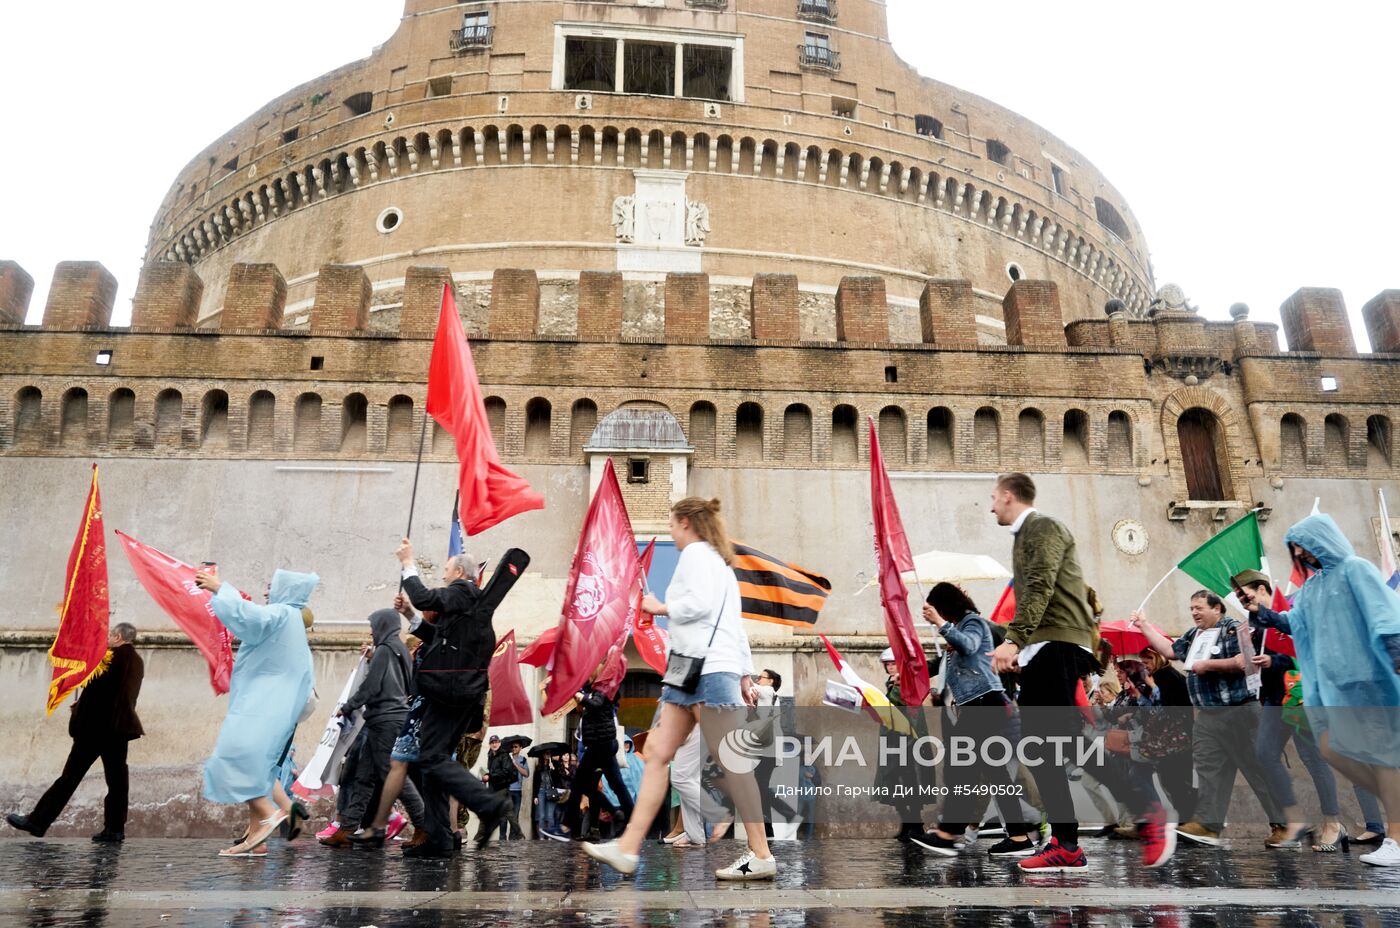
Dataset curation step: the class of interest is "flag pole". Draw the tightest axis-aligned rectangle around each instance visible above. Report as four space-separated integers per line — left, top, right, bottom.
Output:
405 408 430 541
1136 566 1177 614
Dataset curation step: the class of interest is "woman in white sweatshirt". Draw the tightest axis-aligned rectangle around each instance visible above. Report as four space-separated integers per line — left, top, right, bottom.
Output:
583 497 775 882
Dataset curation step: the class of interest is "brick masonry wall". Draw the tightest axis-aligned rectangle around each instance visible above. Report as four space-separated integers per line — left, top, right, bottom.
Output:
1281 288 1356 355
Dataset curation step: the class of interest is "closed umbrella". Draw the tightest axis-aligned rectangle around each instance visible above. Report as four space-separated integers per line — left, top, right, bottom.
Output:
858 550 1011 593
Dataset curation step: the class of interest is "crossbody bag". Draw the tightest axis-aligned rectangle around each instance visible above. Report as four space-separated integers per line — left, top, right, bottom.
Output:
661 587 729 695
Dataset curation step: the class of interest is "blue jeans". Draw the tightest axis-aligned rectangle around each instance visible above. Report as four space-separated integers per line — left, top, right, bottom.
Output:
1256 706 1339 816
1355 787 1385 835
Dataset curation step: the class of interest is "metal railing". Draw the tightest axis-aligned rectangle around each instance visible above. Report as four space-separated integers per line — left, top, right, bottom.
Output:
798 0 837 23
797 44 841 72
449 26 494 53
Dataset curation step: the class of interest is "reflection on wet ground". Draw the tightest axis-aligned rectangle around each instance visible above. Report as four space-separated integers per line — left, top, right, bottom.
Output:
2 838 1397 927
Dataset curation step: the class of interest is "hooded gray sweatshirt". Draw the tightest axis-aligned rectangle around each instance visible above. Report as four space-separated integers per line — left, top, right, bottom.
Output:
343 608 413 723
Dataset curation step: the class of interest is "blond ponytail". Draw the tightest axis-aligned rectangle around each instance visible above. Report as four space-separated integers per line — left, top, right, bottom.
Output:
672 496 735 565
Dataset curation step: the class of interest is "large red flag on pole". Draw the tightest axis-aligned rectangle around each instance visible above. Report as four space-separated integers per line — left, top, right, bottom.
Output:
46 465 112 714
488 630 534 726
427 283 544 536
115 531 233 695
541 460 640 715
868 419 929 707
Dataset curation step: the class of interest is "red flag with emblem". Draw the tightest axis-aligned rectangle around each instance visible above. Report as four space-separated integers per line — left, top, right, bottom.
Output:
541 461 640 715
869 419 929 707
488 630 534 726
46 465 112 714
427 283 544 536
115 531 233 695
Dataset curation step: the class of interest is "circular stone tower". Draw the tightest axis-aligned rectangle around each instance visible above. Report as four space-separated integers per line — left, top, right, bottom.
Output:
148 0 1153 338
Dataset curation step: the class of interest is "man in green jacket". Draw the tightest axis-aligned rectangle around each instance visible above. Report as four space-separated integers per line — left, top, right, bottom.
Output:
988 473 1173 872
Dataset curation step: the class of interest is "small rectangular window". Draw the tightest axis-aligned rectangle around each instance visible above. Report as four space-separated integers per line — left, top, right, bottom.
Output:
831 96 856 119
310 356 325 371
222 156 239 174
683 45 732 101
282 126 300 144
884 365 898 384
624 42 676 96
986 139 1010 165
1050 163 1067 195
95 350 113 366
627 457 650 483
427 75 454 98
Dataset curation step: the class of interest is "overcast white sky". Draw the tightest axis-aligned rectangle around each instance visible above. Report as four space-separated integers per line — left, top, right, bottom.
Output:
2 1 1396 345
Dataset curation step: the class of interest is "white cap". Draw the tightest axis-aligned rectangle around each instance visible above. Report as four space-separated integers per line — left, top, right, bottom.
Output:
879 648 895 663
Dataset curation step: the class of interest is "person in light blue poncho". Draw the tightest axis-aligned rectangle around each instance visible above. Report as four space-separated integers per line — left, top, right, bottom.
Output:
1253 514 1400 866
195 567 317 858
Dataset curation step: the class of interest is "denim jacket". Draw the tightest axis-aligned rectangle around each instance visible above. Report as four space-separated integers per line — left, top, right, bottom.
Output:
938 611 1004 704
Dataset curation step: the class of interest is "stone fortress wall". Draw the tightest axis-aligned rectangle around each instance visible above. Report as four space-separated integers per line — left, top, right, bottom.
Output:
145 0 1154 327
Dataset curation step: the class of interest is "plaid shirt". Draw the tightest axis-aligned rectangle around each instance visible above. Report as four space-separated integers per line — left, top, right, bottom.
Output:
1172 617 1255 707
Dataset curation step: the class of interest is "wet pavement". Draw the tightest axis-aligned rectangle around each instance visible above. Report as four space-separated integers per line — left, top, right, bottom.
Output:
2 837 1398 927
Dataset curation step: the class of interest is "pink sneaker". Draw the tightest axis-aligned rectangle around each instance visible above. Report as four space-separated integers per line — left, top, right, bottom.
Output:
316 821 341 840
385 813 407 841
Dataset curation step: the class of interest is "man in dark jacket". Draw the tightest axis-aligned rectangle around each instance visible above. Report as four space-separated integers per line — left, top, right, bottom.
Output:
321 607 414 847
547 682 634 841
8 623 144 842
395 537 516 858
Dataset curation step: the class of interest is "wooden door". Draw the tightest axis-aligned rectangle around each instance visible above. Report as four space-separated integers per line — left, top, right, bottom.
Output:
1178 409 1225 501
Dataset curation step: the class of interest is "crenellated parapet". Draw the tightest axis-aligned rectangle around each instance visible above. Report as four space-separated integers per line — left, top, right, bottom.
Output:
1 262 1396 507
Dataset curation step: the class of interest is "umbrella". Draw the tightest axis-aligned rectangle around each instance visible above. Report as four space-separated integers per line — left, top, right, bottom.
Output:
1098 619 1171 658
857 550 1011 594
527 741 567 758
498 734 533 752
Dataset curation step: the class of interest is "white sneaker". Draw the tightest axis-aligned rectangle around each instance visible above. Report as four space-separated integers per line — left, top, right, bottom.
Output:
582 840 640 875
716 849 777 881
1360 838 1400 867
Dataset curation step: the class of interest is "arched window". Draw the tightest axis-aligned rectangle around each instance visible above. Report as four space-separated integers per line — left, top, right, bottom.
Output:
1017 409 1045 466
689 401 716 459
484 397 506 454
200 390 229 449
1177 408 1229 501
155 389 183 447
248 391 275 447
1094 197 1132 242
14 387 43 446
1107 411 1133 468
1367 415 1392 469
1280 414 1306 468
108 388 136 446
341 393 368 453
61 388 89 448
570 400 598 457
1324 414 1349 468
783 404 812 463
294 393 322 453
973 407 1000 469
878 406 907 465
386 395 414 453
832 404 858 464
525 398 552 458
926 407 953 466
1062 410 1089 466
736 402 764 462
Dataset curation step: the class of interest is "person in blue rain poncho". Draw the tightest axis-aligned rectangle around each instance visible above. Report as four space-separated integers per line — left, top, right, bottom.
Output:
1244 513 1400 867
194 566 317 858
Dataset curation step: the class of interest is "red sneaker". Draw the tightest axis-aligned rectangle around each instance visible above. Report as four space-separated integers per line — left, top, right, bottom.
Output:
1018 837 1088 872
1139 803 1176 869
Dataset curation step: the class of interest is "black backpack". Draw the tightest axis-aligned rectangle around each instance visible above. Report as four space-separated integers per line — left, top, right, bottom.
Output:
416 548 530 708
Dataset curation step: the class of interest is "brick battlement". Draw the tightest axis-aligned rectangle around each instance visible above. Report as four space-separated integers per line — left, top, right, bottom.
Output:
1 260 1396 503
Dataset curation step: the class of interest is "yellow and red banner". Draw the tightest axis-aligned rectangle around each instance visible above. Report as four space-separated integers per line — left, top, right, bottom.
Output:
46 465 111 714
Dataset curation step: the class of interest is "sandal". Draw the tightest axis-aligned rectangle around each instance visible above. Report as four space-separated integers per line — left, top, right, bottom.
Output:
284 802 310 842
1313 827 1350 853
219 839 269 858
671 835 699 848
244 811 288 851
1354 831 1386 847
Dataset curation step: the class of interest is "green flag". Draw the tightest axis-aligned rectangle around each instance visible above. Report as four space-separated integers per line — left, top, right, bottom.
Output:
1176 511 1265 596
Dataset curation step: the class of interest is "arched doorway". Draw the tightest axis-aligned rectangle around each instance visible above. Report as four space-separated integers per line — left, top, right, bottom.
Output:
1177 408 1229 501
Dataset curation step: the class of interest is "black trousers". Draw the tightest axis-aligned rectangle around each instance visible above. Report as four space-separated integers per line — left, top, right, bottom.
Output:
1151 749 1198 824
409 699 505 850
562 740 635 835
339 715 404 827
938 694 1030 837
754 757 799 837
31 736 129 833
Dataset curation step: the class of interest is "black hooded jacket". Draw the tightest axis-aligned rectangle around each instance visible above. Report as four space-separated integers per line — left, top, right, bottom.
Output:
344 608 413 721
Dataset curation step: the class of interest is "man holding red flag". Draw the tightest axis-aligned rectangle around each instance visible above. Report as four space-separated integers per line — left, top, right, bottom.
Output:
867 419 929 709
987 472 1174 871
427 283 544 536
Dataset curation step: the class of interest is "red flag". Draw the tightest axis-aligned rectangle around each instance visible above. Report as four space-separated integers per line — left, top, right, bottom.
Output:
869 419 929 707
488 630 533 726
594 638 628 700
518 626 558 668
989 581 1016 625
629 539 668 674
427 283 544 536
541 461 640 715
1264 585 1299 658
115 531 233 695
47 465 111 714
